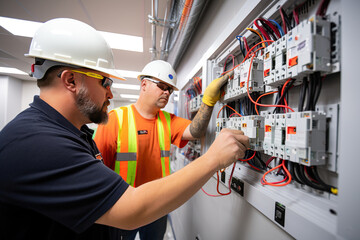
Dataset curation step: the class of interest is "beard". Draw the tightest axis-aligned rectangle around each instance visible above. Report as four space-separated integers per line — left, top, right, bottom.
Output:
75 85 109 124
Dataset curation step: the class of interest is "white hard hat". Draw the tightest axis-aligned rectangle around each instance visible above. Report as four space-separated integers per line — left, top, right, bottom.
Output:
137 60 178 90
25 18 125 81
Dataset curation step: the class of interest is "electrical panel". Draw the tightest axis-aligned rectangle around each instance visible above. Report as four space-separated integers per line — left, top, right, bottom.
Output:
174 0 343 239
175 76 203 165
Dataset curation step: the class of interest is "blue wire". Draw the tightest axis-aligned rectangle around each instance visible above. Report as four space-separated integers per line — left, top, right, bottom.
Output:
236 35 246 57
269 19 284 37
239 102 244 116
236 35 243 45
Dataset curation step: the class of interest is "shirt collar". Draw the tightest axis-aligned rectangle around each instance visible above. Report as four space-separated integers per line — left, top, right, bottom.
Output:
30 95 89 138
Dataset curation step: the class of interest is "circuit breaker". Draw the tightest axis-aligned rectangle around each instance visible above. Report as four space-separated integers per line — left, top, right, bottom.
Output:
287 16 331 79
263 41 276 85
284 111 326 165
222 57 264 102
241 115 264 151
216 115 264 151
263 113 276 156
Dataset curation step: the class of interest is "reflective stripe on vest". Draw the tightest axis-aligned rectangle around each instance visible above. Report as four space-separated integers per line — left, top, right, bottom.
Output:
114 105 171 186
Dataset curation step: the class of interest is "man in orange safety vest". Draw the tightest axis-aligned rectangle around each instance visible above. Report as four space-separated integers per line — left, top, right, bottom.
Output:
94 60 233 240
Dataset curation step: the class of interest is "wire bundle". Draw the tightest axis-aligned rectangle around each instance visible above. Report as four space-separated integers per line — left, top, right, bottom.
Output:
261 159 292 187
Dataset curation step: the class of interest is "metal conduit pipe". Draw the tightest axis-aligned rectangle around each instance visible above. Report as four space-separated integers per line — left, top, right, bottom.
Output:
159 0 175 60
165 0 208 69
150 0 158 60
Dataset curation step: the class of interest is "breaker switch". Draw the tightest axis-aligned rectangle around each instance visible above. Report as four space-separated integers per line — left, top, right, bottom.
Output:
287 126 296 134
289 56 298 67
265 125 272 132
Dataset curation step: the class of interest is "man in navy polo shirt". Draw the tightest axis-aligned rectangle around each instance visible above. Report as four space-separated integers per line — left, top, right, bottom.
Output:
0 18 249 239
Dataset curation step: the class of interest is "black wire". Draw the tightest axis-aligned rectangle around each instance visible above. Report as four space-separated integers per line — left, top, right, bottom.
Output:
260 20 277 41
311 166 336 193
293 163 305 184
289 162 303 184
285 91 289 113
298 77 308 112
273 79 296 113
312 72 322 110
249 152 266 170
297 165 330 192
238 38 246 58
274 88 281 113
305 75 313 111
304 166 319 182
281 8 292 31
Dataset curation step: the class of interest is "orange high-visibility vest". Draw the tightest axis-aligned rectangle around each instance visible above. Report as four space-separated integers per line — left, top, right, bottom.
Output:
113 105 171 186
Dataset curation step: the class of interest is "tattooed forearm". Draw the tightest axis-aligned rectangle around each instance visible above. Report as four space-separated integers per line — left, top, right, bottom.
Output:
189 103 214 138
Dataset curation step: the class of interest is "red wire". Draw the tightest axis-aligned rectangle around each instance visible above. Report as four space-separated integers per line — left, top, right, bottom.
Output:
243 37 250 52
254 19 271 41
280 7 287 34
281 78 292 112
216 162 236 195
238 151 256 162
261 18 282 39
254 91 278 115
223 54 235 73
246 53 294 112
201 162 236 197
246 161 261 171
265 157 276 166
221 39 275 77
262 160 292 187
293 9 299 25
217 104 242 118
304 166 318 183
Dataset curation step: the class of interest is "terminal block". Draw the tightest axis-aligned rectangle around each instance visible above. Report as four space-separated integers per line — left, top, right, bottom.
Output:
216 115 264 151
284 111 326 166
240 115 265 151
287 15 331 79
189 94 203 113
239 58 264 96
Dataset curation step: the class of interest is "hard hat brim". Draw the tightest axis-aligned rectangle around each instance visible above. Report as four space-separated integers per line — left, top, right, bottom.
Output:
25 54 126 81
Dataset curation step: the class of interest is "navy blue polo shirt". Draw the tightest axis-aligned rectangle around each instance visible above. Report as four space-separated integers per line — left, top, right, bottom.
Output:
0 96 129 239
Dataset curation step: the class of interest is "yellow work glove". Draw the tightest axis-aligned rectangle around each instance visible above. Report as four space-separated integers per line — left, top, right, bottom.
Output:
202 71 234 106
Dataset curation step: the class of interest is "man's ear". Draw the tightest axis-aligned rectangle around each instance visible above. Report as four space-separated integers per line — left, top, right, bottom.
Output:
140 79 147 91
61 70 77 92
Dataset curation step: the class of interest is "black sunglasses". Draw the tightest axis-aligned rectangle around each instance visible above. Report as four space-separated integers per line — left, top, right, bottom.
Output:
145 78 174 94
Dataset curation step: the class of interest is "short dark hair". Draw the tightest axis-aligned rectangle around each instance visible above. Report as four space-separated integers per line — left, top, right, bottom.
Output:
37 65 67 88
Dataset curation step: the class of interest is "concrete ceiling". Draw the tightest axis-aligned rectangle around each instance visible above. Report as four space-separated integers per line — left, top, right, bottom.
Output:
0 0 168 102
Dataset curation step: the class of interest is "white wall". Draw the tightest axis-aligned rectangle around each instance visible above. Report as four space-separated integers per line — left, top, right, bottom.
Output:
0 75 23 130
21 81 39 110
0 76 9 129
